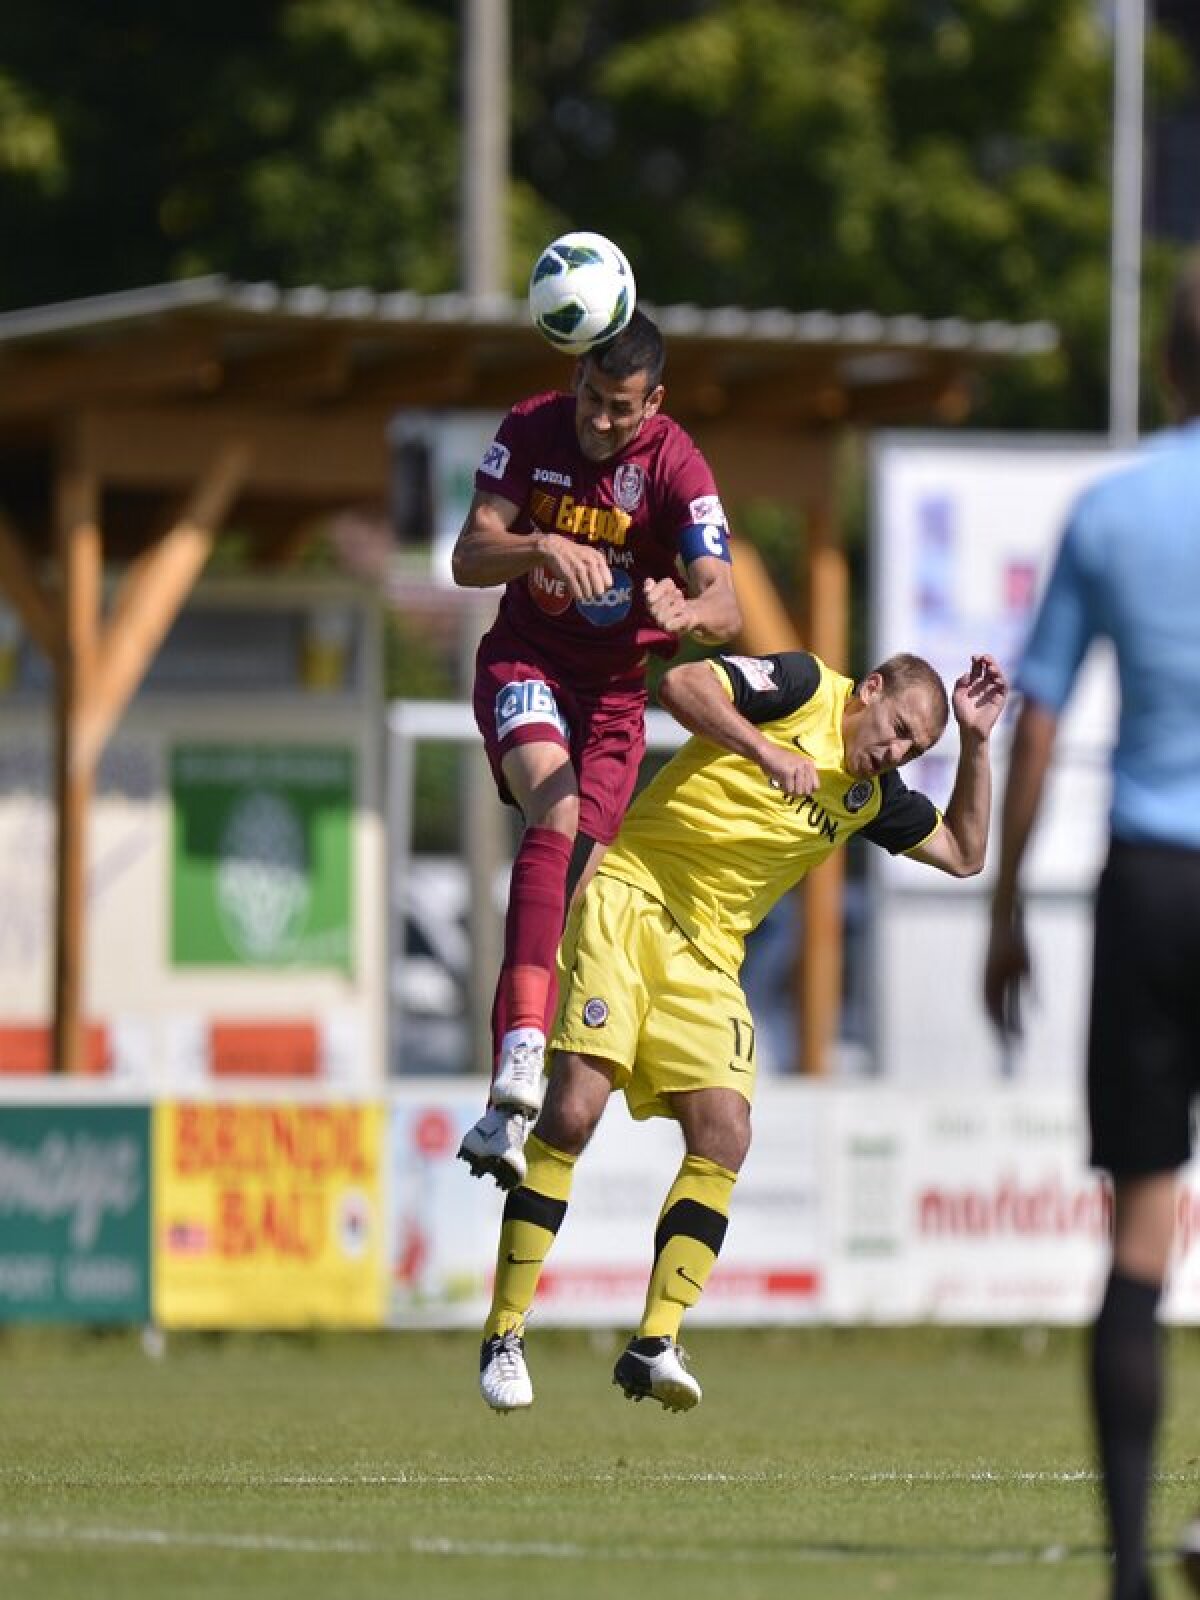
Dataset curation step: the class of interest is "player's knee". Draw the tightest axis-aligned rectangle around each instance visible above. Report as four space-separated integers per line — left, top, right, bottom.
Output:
684 1099 752 1173
529 789 580 835
534 1096 597 1157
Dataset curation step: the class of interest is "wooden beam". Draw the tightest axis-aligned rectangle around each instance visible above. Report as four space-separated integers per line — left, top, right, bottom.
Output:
52 445 103 1074
220 333 351 400
75 403 388 498
78 440 253 773
0 330 221 418
0 508 58 659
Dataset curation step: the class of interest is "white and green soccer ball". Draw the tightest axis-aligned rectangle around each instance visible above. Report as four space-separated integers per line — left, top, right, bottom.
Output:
528 231 636 355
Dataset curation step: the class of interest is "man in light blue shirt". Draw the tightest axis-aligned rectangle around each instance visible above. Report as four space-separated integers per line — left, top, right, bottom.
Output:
985 252 1200 1600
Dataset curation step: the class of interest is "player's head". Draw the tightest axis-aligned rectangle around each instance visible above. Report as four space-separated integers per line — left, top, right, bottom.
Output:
572 310 665 462
1164 250 1200 418
842 652 949 778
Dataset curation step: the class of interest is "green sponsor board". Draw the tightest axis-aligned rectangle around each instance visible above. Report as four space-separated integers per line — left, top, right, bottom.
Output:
0 1106 151 1322
171 745 354 971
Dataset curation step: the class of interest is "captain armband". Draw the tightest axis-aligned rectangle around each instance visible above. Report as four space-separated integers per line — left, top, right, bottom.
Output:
678 521 731 564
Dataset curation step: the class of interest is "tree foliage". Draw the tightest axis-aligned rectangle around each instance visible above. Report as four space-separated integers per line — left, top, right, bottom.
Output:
0 0 1191 427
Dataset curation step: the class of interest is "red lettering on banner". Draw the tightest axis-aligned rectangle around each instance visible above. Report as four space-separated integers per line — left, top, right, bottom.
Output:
170 1105 370 1178
916 1173 1113 1239
216 1186 323 1259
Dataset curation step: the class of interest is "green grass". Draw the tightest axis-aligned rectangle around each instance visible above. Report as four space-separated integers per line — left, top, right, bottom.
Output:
1 1325 1199 1599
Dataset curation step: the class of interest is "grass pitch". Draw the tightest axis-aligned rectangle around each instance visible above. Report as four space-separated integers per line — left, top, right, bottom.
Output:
1 1325 1198 1599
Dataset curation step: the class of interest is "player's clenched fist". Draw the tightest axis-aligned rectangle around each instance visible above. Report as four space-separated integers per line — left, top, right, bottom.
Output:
536 533 613 601
759 743 819 797
643 576 694 635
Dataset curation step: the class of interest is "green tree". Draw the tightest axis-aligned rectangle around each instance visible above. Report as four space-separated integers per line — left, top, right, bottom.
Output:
0 0 459 305
508 0 1189 428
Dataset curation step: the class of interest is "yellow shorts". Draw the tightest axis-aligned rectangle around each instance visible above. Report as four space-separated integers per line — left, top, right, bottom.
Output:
551 874 758 1121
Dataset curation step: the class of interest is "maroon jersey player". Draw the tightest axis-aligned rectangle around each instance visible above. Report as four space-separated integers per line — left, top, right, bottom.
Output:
452 310 741 1189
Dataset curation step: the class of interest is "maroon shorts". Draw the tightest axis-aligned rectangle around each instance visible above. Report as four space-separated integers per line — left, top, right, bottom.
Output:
472 632 647 846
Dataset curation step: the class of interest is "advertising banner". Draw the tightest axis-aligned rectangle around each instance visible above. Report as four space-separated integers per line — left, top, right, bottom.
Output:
170 745 354 972
386 1084 825 1328
153 1101 385 1327
0 1105 150 1321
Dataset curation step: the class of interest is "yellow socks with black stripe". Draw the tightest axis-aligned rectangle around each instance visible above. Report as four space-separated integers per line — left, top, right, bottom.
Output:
484 1134 577 1339
637 1154 737 1341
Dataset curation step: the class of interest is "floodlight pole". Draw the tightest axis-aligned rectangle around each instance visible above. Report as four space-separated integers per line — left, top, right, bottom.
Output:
461 0 509 298
1109 0 1145 446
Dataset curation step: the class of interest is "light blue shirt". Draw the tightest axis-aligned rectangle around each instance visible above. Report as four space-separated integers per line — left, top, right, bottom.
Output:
1018 420 1200 849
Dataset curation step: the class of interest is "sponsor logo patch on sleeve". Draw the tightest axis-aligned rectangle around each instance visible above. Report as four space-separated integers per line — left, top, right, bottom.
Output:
480 440 511 479
688 494 726 526
723 655 778 692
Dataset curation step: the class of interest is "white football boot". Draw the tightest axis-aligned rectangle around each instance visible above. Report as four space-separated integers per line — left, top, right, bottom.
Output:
457 1106 531 1190
479 1327 533 1412
612 1337 702 1412
457 1029 547 1189
490 1028 547 1114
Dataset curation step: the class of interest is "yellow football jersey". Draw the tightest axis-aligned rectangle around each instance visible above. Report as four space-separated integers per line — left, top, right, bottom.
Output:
598 652 941 979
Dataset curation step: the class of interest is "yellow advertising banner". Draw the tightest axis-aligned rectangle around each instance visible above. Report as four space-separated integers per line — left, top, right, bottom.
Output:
153 1102 386 1328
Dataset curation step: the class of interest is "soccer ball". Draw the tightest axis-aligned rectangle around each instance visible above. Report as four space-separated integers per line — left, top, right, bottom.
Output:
528 231 636 355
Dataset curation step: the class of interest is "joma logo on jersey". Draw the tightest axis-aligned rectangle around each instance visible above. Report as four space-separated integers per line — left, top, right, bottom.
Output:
554 495 631 547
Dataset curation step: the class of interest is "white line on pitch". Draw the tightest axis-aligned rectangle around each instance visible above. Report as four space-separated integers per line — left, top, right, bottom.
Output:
0 1522 372 1555
0 1521 1099 1568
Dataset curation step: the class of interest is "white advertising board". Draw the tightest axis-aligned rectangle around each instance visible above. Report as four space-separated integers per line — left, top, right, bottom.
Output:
870 434 1129 892
384 1082 1200 1329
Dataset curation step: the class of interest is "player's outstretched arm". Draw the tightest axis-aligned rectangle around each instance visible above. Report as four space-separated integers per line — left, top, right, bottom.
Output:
907 654 1008 879
658 660 817 795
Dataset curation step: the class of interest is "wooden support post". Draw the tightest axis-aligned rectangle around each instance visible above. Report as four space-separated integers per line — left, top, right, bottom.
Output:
0 511 59 661
78 441 252 775
50 435 252 1072
52 446 102 1074
798 439 848 1076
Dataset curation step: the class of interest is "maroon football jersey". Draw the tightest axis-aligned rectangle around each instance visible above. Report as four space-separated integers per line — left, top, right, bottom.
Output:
474 391 729 685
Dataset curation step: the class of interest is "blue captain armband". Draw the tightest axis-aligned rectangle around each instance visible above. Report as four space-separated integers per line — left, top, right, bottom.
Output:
678 521 731 564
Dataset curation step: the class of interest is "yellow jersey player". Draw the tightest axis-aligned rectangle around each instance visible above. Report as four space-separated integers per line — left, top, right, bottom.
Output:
479 646 1008 1412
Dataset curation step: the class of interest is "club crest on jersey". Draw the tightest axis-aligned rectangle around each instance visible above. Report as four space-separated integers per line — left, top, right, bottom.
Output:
844 779 874 813
582 997 609 1028
613 463 644 512
577 568 633 627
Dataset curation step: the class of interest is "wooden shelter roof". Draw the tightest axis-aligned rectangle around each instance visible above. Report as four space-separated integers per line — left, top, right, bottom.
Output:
0 275 1057 562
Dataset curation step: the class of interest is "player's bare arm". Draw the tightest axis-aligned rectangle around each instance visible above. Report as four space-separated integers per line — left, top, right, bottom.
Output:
908 654 1008 879
658 660 818 796
451 491 613 600
643 556 740 645
983 696 1059 1037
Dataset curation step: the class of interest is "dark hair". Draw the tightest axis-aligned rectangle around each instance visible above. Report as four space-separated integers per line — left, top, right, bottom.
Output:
871 652 949 738
584 308 665 390
1166 251 1200 410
